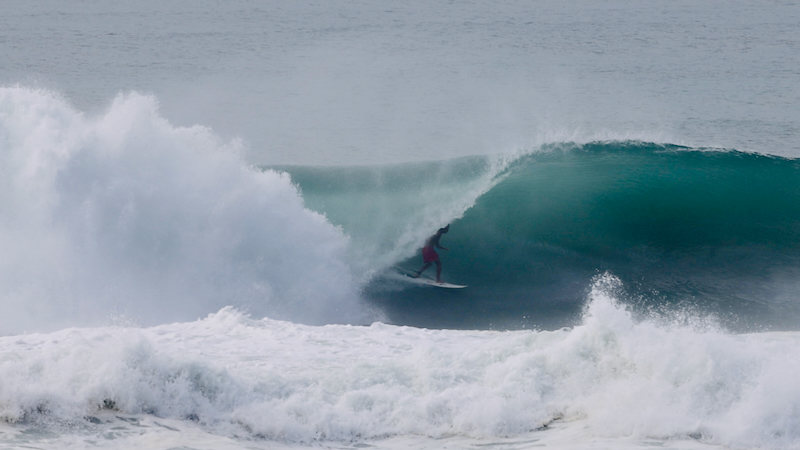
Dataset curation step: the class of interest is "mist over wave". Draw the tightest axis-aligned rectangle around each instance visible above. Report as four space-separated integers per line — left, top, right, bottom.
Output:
0 87 370 334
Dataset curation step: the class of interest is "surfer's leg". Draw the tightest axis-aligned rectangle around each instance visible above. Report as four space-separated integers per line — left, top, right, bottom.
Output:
435 260 442 283
414 262 431 277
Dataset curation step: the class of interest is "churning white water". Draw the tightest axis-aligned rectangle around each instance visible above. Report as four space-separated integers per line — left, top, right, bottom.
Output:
0 88 369 333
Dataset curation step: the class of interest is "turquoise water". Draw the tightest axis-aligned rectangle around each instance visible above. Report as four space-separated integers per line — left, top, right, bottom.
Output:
277 142 800 331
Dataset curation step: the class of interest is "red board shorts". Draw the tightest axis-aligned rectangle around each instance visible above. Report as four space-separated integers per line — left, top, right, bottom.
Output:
422 246 439 263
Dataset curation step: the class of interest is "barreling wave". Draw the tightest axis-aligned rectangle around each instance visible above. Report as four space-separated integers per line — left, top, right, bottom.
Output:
278 142 800 331
4 85 798 333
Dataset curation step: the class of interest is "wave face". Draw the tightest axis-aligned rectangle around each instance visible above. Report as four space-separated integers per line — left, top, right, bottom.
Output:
279 142 800 331
0 87 370 334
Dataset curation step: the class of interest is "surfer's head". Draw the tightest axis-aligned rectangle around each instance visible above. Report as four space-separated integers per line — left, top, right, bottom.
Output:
439 224 450 234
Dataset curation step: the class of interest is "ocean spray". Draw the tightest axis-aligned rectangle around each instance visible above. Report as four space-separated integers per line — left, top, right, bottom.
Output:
0 87 369 334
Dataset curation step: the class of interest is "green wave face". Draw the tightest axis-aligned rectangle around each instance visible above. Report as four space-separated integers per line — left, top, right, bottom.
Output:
274 142 800 331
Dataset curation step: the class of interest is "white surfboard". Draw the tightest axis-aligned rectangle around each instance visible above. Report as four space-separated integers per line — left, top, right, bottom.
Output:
391 267 467 289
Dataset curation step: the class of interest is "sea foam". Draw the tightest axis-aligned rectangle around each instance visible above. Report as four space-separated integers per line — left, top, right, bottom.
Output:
0 87 369 333
1 276 799 449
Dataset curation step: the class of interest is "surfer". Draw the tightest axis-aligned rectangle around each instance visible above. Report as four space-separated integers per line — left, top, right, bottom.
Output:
412 224 449 283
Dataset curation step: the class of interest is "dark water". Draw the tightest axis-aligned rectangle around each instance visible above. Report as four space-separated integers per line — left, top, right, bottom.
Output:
276 142 800 332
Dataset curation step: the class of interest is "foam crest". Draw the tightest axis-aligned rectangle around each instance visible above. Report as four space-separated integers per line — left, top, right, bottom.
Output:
3 291 800 449
0 323 246 425
0 87 368 333
567 274 800 448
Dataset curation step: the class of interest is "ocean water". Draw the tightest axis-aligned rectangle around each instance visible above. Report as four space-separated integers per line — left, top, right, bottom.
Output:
2 1 800 449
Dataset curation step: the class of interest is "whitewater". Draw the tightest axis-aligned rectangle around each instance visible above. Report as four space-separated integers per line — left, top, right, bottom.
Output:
3 278 800 450
3 1 800 449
